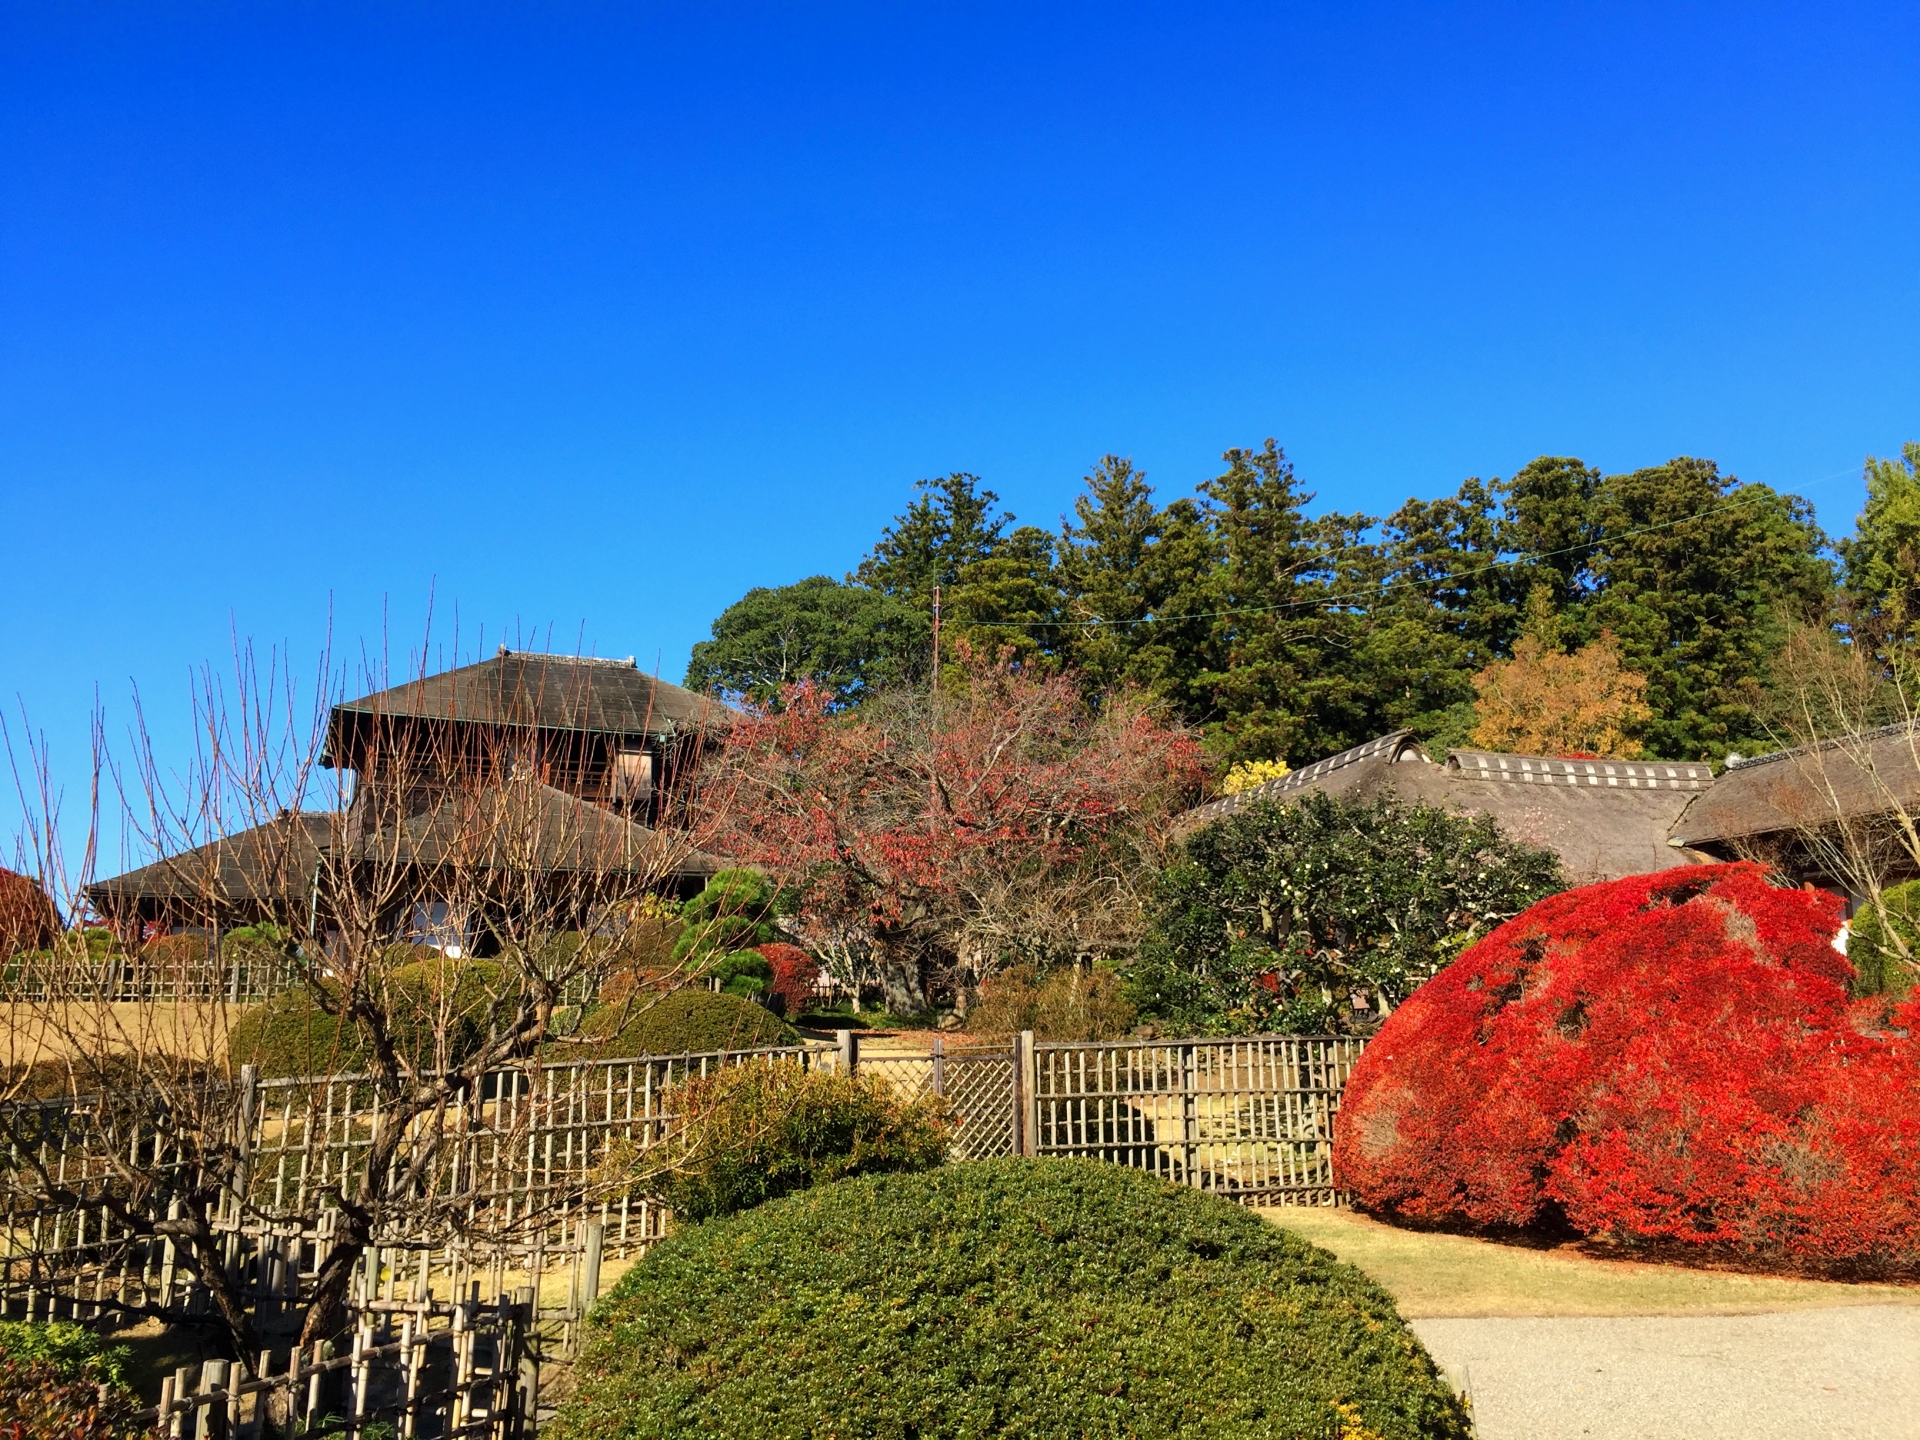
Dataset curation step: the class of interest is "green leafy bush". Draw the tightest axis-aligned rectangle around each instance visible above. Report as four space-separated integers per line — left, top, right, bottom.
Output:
229 953 509 1078
0 1321 129 1386
1847 881 1920 999
969 963 1136 1040
555 1159 1471 1440
570 988 795 1059
623 1059 950 1221
1135 790 1565 1033
0 1321 146 1440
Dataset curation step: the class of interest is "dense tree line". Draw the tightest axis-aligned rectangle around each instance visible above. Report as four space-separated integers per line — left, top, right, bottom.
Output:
687 440 1920 766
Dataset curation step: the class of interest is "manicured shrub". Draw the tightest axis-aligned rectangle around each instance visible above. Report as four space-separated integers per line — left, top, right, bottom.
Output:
709 950 773 1001
0 868 58 954
553 1159 1471 1440
1335 863 1920 1275
755 942 819 1016
571 988 795 1059
229 952 509 1078
0 1320 145 1440
969 963 1136 1040
669 869 780 970
621 1059 950 1221
1845 880 1920 999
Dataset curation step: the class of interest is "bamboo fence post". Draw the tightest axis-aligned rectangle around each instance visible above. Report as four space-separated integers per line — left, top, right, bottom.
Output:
1015 1031 1036 1158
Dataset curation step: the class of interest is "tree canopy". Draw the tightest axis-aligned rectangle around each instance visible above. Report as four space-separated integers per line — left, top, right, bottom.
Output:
685 576 927 707
688 439 1882 766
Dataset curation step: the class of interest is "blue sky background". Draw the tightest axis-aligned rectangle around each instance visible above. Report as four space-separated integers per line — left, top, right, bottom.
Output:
3 2 1917 867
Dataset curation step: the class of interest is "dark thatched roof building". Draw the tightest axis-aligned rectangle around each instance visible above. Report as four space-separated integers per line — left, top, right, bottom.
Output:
1667 722 1920 893
88 651 730 938
1180 731 1715 885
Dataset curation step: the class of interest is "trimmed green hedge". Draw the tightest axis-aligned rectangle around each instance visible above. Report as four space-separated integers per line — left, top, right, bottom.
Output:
554 1159 1471 1440
229 952 509 1077
571 988 795 1059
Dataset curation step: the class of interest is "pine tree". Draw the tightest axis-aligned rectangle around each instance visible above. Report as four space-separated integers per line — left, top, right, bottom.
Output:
1183 441 1356 765
944 525 1065 669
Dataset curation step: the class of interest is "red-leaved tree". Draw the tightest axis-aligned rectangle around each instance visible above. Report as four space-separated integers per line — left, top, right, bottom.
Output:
1334 863 1920 1275
697 647 1207 1012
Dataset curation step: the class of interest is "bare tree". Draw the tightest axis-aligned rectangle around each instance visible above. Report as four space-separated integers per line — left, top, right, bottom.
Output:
1731 620 1920 991
0 636 724 1369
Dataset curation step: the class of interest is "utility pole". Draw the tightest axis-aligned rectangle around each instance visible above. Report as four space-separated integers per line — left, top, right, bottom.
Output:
930 584 942 686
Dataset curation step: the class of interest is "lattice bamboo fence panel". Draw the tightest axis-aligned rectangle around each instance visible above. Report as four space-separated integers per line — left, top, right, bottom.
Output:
1031 1036 1365 1204
856 1039 1019 1161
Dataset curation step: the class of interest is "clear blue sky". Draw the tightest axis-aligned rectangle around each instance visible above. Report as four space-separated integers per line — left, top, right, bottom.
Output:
3 3 1917 858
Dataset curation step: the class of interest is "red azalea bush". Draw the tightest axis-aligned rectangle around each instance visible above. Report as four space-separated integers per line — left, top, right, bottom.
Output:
756 943 821 1017
1333 863 1920 1274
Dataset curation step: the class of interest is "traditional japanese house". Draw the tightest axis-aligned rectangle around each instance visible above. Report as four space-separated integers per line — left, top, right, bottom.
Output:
1178 730 1717 884
87 650 727 947
1666 721 1920 899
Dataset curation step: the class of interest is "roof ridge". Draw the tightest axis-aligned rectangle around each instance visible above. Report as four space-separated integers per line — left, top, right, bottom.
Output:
1724 719 1920 771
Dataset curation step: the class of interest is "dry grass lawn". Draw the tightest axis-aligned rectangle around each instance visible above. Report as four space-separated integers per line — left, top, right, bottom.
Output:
1261 1206 1920 1318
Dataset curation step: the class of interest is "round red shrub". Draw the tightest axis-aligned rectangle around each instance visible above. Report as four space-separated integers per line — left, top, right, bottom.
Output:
757 942 821 1017
1333 862 1920 1274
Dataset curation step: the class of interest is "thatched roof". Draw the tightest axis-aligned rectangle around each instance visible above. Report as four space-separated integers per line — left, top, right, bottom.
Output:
86 812 332 911
1179 734 1715 885
1669 722 1920 849
328 650 725 763
87 789 720 915
362 780 723 880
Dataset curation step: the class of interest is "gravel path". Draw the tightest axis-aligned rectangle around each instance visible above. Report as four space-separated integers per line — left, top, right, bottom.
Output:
1412 1307 1920 1440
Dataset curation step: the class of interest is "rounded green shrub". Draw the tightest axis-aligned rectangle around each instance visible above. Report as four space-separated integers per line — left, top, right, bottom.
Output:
229 952 511 1077
572 987 795 1059
555 1159 1471 1440
1848 881 1920 999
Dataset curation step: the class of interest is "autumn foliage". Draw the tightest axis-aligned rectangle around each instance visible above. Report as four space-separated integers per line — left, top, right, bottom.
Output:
1334 864 1920 1274
696 647 1206 1010
756 942 821 1017
0 868 57 955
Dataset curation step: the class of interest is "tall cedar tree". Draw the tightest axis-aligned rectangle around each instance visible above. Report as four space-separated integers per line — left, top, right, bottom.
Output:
1586 458 1830 759
855 472 1013 609
1055 456 1162 691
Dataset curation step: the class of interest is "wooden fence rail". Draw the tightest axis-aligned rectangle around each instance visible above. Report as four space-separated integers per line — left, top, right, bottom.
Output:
0 1026 1366 1427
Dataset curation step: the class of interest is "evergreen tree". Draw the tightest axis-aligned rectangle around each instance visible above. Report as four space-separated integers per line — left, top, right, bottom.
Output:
1589 457 1830 760
1500 456 1604 616
1057 456 1163 690
1178 441 1364 765
686 576 929 707
1838 442 1920 664
944 525 1065 669
855 473 1012 609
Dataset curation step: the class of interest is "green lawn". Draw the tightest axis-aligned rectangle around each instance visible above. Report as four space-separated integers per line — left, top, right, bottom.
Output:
1262 1206 1920 1318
